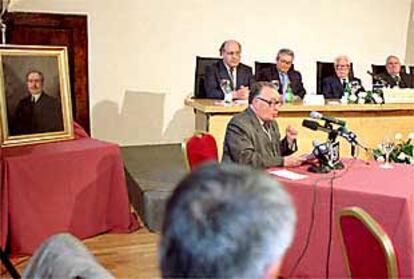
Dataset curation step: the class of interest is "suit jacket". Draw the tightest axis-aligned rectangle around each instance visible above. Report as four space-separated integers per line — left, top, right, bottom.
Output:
11 92 64 135
378 72 414 88
322 75 364 99
204 60 253 99
222 107 297 168
256 67 306 98
22 233 114 279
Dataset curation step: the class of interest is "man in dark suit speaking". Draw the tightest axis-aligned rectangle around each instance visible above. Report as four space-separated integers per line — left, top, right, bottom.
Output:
204 40 253 100
10 70 63 135
222 81 303 168
379 55 414 88
256 48 306 100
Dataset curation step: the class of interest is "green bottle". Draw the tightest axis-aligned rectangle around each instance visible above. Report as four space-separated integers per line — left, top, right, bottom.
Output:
344 82 352 98
285 84 294 104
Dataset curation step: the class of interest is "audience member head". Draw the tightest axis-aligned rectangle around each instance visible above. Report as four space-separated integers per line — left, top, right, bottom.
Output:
385 55 402 76
249 81 282 122
159 163 296 279
334 55 351 79
276 48 295 73
219 40 242 68
26 70 45 96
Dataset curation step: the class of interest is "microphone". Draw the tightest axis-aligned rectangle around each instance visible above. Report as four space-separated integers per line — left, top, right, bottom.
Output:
309 111 346 127
367 71 389 86
302 119 333 133
338 127 368 151
312 140 329 157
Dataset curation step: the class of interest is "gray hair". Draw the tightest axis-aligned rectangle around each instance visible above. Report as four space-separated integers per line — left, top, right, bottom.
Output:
248 81 278 104
334 55 351 66
159 162 296 279
277 48 295 60
385 55 400 64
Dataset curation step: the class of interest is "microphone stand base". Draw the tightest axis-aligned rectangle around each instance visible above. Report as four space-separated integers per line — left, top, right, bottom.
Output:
307 160 344 173
308 164 331 173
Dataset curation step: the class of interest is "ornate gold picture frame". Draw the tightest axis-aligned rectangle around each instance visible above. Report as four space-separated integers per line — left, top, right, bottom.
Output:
0 45 74 147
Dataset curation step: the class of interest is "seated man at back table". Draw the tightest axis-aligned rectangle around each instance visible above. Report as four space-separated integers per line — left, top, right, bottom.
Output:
322 55 364 99
204 40 253 100
222 81 303 168
256 48 306 100
379 55 414 88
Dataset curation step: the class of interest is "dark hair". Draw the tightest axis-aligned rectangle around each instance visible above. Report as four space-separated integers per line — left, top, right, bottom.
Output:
26 70 45 83
248 81 277 104
159 163 296 279
219 40 242 55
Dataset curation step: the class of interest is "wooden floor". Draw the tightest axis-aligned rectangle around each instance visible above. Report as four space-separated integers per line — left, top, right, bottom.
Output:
0 228 160 279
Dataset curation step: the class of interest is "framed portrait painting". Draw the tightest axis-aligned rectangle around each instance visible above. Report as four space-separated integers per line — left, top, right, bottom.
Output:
0 45 74 147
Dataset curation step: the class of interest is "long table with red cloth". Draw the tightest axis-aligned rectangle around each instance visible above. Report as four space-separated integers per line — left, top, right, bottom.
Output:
0 138 140 255
271 159 414 278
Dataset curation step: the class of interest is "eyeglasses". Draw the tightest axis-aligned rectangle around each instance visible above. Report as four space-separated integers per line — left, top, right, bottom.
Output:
256 97 282 106
335 65 350 69
278 58 293 65
224 51 241 56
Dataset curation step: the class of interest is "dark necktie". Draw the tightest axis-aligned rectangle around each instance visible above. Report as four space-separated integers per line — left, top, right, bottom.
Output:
393 75 400 86
32 96 36 104
229 67 236 90
342 79 347 90
263 122 272 140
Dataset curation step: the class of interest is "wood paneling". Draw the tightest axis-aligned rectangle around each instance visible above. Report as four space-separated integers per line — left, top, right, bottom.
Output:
5 12 90 133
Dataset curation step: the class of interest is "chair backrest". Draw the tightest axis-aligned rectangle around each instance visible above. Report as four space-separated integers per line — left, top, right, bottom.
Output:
194 56 221 98
255 62 275 80
182 132 219 171
316 62 354 94
371 64 407 83
254 61 295 80
337 207 399 279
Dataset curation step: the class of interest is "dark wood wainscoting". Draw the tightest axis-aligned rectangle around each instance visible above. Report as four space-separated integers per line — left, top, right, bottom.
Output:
5 12 90 133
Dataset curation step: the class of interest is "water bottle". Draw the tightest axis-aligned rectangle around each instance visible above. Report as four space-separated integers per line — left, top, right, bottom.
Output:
284 84 294 104
343 82 352 100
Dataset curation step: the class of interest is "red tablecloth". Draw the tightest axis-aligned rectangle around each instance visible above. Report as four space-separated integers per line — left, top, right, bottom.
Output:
0 138 140 255
270 159 414 278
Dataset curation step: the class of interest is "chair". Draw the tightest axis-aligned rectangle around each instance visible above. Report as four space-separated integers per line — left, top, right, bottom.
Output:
372 64 407 75
410 66 414 75
194 56 221 98
255 62 276 80
254 61 295 80
371 64 407 83
316 62 354 94
337 207 399 278
182 131 219 171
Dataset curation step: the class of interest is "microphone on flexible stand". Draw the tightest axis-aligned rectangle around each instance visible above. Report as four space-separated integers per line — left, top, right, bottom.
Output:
309 111 346 127
367 71 389 87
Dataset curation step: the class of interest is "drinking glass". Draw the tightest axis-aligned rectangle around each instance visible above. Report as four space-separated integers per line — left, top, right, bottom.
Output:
270 80 280 89
220 79 233 104
380 135 395 169
350 80 360 94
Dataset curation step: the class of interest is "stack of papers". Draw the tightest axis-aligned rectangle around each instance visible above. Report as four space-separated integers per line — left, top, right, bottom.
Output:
268 169 307 180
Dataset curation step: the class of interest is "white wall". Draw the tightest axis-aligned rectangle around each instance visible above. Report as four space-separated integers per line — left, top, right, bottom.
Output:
10 0 413 145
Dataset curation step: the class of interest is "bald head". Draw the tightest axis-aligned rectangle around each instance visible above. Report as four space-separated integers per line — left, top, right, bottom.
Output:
220 40 242 68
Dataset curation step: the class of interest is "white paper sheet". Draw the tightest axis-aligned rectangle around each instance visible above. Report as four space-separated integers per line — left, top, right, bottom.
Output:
268 169 307 180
